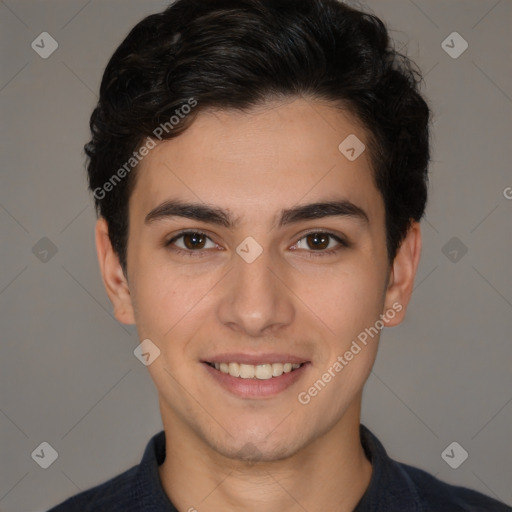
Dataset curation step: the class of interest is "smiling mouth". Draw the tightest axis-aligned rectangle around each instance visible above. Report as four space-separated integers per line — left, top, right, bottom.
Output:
205 362 305 379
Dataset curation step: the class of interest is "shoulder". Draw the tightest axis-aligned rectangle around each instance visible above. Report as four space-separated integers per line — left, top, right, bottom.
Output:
47 465 139 511
398 461 511 511
358 424 511 512
46 430 171 512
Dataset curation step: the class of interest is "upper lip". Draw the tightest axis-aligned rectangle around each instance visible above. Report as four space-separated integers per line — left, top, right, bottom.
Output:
202 353 309 365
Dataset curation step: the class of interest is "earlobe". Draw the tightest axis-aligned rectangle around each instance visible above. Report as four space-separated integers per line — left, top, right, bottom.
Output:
95 218 136 325
383 221 422 327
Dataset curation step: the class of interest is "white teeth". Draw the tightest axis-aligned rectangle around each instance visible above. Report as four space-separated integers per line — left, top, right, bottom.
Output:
239 364 255 378
255 364 273 380
210 361 304 379
272 363 283 377
228 362 240 377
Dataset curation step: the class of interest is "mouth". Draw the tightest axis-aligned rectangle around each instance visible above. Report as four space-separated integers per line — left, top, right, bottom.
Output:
201 358 310 398
204 361 305 379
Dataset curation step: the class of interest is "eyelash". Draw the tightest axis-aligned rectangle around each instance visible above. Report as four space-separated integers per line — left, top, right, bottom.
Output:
165 230 349 258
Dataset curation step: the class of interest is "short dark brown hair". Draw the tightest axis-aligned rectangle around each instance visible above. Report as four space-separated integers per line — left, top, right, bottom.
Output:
86 0 431 272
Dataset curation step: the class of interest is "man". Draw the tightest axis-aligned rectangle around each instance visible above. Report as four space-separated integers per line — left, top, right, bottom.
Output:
48 0 511 510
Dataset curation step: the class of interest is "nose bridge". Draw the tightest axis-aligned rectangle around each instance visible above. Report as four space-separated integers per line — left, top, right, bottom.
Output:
217 240 294 336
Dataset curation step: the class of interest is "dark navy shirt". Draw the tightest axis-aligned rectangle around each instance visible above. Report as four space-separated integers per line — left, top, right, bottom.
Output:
47 424 511 511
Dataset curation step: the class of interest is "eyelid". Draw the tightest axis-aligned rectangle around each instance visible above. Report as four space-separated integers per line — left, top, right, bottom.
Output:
290 229 349 256
165 229 218 249
295 228 349 245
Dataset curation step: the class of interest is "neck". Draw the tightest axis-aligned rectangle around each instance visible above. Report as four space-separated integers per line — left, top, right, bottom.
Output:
158 395 373 512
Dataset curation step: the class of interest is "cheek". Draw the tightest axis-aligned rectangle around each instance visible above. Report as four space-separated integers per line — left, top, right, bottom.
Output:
130 258 220 347
296 271 384 415
296 263 385 337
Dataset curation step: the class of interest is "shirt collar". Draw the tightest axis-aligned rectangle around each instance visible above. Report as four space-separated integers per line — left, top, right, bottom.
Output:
354 423 425 512
134 429 177 511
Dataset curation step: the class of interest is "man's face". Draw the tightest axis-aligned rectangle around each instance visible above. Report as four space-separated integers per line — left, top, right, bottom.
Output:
119 98 400 460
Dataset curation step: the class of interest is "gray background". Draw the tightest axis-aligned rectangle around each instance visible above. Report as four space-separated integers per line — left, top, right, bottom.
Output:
1 0 511 510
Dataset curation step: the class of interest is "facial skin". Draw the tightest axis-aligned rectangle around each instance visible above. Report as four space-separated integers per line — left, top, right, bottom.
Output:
96 97 421 511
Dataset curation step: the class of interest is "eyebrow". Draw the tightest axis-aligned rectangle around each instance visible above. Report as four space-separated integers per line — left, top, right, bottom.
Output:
144 198 369 229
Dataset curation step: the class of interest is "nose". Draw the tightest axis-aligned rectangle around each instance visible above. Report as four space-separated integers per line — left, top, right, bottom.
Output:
216 244 295 338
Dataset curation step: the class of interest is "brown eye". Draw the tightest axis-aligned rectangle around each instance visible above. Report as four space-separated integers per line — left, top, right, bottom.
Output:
292 231 348 257
166 231 217 255
305 232 330 250
182 232 207 250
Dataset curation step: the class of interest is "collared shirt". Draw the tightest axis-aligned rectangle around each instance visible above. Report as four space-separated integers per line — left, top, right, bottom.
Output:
47 424 511 511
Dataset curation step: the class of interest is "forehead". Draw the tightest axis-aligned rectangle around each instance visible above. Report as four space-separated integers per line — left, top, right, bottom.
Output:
130 98 383 226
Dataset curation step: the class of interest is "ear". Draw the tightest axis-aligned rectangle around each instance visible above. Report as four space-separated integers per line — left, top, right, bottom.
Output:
382 221 422 327
95 217 135 325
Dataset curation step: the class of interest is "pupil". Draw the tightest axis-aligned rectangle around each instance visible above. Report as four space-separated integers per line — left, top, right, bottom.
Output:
185 233 205 250
308 233 328 250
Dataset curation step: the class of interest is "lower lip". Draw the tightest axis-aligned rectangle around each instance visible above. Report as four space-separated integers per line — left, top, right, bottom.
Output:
202 362 310 398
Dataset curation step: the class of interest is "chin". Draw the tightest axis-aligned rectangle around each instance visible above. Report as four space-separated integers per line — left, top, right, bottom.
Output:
202 419 310 464
215 436 302 464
